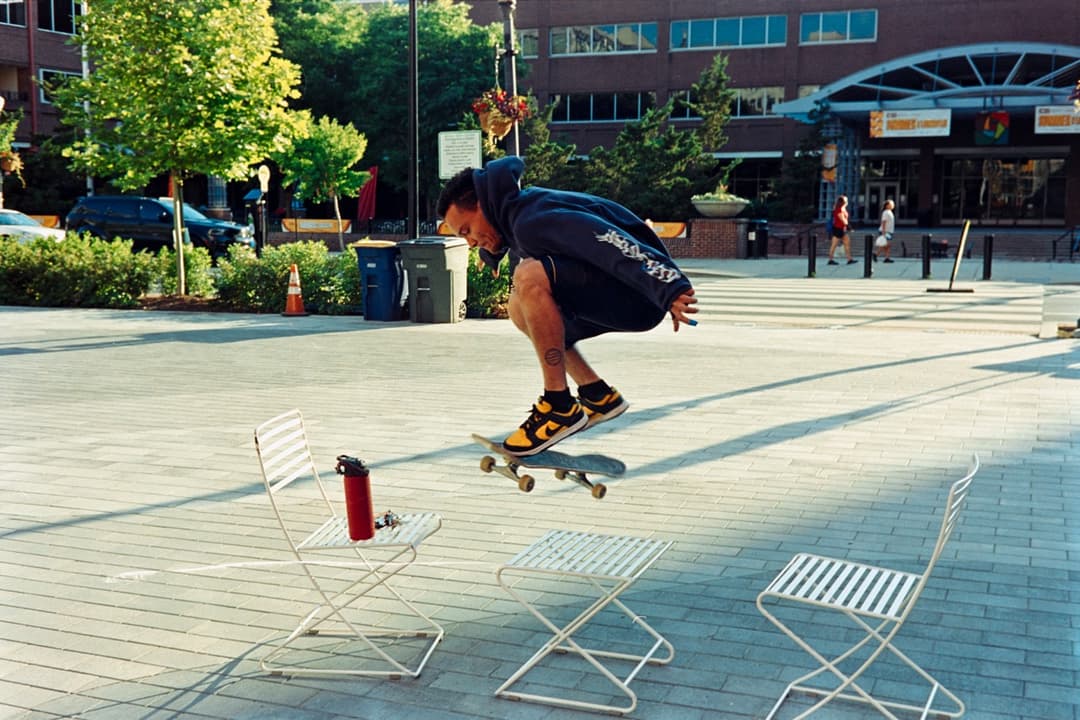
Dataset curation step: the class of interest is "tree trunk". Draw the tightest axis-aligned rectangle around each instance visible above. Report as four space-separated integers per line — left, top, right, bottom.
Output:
171 171 187 296
332 192 344 252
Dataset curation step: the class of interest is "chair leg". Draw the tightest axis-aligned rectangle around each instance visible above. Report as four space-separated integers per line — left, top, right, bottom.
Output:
261 548 445 678
758 601 964 720
495 574 673 715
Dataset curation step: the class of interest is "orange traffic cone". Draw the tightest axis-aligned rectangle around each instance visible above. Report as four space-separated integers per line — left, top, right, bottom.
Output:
283 263 309 316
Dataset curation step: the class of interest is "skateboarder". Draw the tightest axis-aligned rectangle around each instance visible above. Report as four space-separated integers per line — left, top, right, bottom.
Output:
437 156 697 456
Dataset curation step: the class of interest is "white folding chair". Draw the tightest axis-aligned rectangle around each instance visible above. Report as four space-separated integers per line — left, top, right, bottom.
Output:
495 529 675 715
756 454 979 719
253 408 444 678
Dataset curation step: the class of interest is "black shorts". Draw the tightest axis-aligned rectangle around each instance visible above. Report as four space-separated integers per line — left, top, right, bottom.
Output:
538 256 666 346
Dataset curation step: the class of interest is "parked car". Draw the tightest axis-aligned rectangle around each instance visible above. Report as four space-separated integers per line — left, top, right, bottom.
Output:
0 209 66 243
65 195 255 259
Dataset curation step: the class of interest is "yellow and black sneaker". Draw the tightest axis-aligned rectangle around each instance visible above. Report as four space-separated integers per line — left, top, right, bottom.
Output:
579 387 629 428
503 397 587 456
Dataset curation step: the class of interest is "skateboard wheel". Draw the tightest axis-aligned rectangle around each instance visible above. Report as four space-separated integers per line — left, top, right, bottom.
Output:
519 475 535 493
480 455 496 473
591 483 607 499
554 469 568 480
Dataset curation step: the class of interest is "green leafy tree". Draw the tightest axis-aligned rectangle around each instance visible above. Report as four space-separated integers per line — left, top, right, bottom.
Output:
52 0 305 294
341 0 499 215
0 106 25 190
521 103 579 190
580 101 711 219
770 102 829 222
274 116 370 251
270 0 367 122
687 53 737 152
3 132 90 214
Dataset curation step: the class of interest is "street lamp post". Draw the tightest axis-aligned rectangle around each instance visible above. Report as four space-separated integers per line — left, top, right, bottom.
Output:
497 0 519 157
407 0 419 239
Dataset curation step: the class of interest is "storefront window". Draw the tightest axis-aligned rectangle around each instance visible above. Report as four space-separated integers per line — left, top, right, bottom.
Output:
940 157 1066 224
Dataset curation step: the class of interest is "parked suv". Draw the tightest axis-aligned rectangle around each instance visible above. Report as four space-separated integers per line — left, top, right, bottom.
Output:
65 196 255 259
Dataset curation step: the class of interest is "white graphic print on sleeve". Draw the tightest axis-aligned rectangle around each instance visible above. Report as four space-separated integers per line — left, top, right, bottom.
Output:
595 229 681 283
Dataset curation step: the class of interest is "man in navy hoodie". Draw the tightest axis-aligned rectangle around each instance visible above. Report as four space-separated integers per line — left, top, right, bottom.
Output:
437 156 697 456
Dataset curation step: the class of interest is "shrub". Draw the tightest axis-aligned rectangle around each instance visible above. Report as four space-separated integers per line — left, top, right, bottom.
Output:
466 248 510 318
151 245 216 297
215 241 362 314
0 233 153 307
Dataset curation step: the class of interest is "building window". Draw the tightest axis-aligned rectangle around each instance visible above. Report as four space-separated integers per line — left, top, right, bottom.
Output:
2 0 26 26
733 87 784 117
38 68 79 104
518 28 539 58
671 15 786 50
38 0 80 34
940 157 1066 224
670 87 782 119
800 9 877 44
549 22 657 56
549 92 656 123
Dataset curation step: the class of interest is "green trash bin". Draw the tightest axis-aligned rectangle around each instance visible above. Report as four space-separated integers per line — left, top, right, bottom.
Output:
398 236 469 323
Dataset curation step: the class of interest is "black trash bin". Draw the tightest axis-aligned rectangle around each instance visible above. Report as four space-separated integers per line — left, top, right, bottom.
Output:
398 236 469 323
351 240 404 321
748 219 769 258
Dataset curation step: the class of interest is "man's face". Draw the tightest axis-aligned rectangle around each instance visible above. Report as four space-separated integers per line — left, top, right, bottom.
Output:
443 203 503 256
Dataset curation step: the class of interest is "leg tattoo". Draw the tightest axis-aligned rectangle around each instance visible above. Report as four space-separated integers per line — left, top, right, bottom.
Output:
543 347 564 367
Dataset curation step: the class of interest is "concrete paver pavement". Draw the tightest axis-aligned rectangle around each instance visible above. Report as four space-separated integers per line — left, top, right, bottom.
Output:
0 261 1077 719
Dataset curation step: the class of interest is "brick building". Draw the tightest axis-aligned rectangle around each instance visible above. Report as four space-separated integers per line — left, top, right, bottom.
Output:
0 1 81 145
4 1 1079 230
467 0 1080 228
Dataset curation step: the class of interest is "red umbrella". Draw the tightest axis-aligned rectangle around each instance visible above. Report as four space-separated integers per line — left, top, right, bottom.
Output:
356 166 378 224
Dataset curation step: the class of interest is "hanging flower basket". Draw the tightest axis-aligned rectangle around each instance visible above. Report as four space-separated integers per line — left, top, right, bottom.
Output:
477 109 514 140
472 87 531 142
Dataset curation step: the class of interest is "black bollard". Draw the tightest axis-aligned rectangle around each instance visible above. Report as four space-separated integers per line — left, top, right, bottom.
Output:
982 234 993 280
922 234 932 279
864 234 874 278
808 232 817 278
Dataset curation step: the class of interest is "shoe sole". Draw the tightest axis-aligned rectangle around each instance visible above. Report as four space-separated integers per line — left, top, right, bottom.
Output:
505 413 588 456
585 400 629 429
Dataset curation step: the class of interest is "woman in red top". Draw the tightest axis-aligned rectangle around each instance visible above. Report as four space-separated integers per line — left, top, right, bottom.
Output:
828 195 856 265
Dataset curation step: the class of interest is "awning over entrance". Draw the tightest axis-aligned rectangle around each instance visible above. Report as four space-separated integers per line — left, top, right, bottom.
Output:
774 42 1080 121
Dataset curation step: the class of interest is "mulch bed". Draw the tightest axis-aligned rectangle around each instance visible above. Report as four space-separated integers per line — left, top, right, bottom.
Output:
138 295 232 312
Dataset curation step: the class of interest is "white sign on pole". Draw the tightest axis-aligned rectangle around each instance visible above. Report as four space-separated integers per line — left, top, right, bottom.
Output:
438 131 482 179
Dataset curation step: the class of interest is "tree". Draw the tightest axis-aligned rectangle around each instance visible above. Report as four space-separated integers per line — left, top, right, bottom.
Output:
270 0 367 122
581 102 710 219
339 0 499 215
52 0 305 294
0 105 25 194
521 103 578 189
274 116 370 251
770 102 829 222
687 53 737 153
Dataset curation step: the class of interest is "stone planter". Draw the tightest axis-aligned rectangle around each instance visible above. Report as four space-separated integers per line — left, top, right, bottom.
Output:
692 198 749 218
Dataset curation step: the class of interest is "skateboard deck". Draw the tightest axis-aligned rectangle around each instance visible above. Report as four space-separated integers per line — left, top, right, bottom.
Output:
471 433 625 499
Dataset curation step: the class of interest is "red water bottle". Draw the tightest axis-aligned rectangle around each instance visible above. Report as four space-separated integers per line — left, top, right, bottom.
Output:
335 455 374 541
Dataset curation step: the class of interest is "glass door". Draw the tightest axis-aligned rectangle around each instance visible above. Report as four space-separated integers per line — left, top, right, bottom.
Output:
864 182 899 224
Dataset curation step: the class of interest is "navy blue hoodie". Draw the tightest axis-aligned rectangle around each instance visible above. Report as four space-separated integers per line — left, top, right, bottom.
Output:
473 156 692 314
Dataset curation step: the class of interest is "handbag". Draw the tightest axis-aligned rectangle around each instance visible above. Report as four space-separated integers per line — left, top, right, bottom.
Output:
874 234 888 248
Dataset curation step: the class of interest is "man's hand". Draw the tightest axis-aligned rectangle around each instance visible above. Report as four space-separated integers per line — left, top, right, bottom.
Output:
669 289 698 331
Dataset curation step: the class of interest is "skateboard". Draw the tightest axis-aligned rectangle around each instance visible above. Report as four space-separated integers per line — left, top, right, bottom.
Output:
471 433 626 499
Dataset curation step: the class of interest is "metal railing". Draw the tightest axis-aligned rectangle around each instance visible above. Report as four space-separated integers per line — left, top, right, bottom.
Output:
1051 226 1078 262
